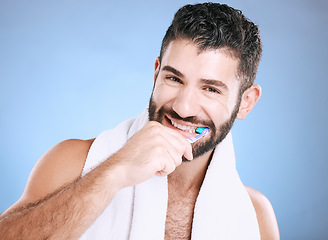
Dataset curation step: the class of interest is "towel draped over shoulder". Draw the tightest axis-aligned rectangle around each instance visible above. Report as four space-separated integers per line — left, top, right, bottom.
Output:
79 109 260 240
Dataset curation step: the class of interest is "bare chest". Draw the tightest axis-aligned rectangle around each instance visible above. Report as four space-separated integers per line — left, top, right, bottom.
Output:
165 192 198 240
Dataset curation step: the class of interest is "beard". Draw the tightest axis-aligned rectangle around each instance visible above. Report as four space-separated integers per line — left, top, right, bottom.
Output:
148 95 241 161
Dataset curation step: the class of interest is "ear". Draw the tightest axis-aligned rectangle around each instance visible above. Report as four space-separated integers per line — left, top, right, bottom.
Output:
236 85 262 120
154 57 160 83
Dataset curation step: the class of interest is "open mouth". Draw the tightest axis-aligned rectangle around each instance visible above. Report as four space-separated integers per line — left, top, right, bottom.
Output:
167 116 207 135
170 119 197 133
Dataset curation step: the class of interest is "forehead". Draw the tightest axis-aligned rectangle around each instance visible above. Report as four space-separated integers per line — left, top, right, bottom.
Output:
160 39 240 87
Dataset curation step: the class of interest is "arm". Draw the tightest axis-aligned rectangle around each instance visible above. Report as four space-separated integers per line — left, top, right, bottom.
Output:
245 186 280 240
0 139 123 239
0 121 192 239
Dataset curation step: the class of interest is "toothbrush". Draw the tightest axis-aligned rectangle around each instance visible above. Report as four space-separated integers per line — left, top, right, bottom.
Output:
188 127 209 143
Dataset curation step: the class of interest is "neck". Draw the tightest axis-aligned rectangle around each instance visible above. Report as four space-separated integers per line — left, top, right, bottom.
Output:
168 150 214 193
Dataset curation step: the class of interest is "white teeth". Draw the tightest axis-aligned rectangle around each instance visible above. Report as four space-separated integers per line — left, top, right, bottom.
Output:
171 120 196 133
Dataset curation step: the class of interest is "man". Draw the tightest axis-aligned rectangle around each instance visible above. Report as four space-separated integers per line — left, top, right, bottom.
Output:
0 3 279 239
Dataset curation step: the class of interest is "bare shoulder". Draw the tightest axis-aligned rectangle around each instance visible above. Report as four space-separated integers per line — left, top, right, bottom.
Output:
7 138 95 212
245 185 280 240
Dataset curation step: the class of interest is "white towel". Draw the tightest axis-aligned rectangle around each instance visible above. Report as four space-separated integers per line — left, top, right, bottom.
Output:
79 109 260 240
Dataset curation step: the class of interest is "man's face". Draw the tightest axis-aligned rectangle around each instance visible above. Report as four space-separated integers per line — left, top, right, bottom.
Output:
149 39 242 160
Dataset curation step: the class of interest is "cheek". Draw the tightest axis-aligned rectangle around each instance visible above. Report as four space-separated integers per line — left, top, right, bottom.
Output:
152 83 178 107
205 101 232 131
206 99 230 120
209 87 240 121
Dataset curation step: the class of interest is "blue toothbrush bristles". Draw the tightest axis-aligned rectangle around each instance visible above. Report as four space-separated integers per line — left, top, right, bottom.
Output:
188 127 209 143
195 127 206 134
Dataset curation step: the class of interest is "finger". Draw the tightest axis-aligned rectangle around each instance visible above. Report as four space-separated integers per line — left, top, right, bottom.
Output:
145 122 193 161
156 157 176 176
182 139 193 160
163 128 193 161
166 149 183 168
159 133 192 163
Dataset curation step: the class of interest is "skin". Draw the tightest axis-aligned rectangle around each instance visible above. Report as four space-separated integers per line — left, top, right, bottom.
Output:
152 39 279 239
0 39 279 240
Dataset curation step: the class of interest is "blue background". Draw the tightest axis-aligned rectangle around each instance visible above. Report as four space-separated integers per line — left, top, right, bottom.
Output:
1 0 327 239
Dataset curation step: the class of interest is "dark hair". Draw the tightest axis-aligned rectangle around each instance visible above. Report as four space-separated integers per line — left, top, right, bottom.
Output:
160 2 262 95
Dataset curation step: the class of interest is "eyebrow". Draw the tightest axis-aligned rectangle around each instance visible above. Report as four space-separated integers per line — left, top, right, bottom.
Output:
161 65 184 78
201 79 229 91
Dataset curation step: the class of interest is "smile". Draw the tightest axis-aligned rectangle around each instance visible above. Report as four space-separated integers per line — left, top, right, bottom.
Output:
170 119 197 133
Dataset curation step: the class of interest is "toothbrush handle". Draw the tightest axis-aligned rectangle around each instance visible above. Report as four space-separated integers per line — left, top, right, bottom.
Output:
187 128 209 143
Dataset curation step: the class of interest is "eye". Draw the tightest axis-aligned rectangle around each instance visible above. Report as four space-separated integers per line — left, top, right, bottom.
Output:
204 86 222 94
166 76 182 84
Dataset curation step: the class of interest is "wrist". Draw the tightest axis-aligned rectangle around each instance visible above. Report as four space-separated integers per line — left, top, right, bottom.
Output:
102 153 128 192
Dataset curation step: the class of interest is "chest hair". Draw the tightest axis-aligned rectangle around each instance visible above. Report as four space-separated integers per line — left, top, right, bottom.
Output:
165 192 198 240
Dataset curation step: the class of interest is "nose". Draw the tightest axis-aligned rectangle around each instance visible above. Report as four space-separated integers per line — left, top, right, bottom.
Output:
172 87 201 118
